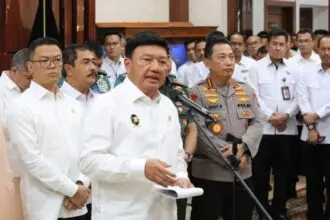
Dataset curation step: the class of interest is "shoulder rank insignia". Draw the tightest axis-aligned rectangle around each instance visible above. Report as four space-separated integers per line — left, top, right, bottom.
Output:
237 97 249 102
235 91 247 96
131 114 140 126
207 97 218 104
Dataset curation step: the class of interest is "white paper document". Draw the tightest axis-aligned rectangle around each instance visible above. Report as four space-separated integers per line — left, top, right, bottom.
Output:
153 185 204 199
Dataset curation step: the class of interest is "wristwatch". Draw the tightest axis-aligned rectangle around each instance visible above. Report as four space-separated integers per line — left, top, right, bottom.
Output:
307 124 316 130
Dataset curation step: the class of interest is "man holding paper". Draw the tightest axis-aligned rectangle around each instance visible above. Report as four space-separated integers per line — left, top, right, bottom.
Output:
79 31 193 220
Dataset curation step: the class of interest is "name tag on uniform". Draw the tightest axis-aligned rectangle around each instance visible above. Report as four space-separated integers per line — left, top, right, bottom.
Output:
281 86 290 100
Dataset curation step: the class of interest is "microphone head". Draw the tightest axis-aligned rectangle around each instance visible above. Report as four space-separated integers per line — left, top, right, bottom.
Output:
168 88 183 101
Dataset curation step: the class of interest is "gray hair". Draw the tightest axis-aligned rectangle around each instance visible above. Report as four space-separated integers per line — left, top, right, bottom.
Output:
11 48 29 70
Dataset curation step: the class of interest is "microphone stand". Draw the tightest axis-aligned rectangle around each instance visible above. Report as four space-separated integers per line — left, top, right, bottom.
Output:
190 111 272 220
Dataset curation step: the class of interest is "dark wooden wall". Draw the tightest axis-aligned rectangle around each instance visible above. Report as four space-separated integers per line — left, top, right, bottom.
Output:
0 0 96 72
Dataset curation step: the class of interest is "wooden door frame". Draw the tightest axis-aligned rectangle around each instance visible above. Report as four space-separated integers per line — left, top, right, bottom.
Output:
264 0 296 32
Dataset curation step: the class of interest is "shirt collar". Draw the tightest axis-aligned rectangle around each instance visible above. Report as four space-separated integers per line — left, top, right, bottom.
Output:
1 71 21 92
265 55 287 67
30 81 63 100
238 55 249 66
61 81 94 101
297 51 320 62
123 77 161 104
105 56 124 65
317 63 330 74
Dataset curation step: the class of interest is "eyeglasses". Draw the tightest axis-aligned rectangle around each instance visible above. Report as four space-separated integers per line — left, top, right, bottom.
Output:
30 57 62 68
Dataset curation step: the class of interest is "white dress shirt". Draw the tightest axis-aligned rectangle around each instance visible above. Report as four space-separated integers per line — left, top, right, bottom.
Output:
7 81 87 220
61 81 95 111
170 59 178 76
177 61 194 84
297 64 330 144
232 55 256 85
249 56 299 135
100 56 126 88
290 51 321 73
185 61 209 87
79 78 187 220
0 72 22 177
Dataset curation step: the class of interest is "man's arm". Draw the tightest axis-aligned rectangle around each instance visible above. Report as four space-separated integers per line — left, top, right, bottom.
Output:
7 104 78 197
184 114 198 156
297 71 313 114
241 89 264 157
248 64 274 119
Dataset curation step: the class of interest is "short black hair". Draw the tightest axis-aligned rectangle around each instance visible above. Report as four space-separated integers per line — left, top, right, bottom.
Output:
257 31 269 39
257 45 268 55
268 28 288 42
317 34 330 48
297 28 314 40
62 44 94 77
28 37 61 59
11 48 29 70
205 37 231 59
314 29 329 36
125 31 169 59
103 31 123 44
85 40 104 58
206 31 225 41
184 39 196 49
228 32 244 41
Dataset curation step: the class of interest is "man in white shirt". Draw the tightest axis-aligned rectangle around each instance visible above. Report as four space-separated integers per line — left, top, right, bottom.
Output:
290 29 321 70
61 43 98 220
100 31 126 88
297 35 330 220
186 31 225 87
246 35 262 60
0 48 31 219
249 29 299 220
62 44 97 109
229 32 256 84
289 28 321 199
0 48 31 176
177 39 196 83
79 31 192 220
7 37 90 220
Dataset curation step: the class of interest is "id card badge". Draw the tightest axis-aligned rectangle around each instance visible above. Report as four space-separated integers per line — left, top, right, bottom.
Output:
281 86 291 100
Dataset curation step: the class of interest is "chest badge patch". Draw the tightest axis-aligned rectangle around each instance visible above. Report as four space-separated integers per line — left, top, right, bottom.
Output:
131 114 140 126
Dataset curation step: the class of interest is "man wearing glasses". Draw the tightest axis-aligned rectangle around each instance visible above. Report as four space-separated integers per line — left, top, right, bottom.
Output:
7 37 90 220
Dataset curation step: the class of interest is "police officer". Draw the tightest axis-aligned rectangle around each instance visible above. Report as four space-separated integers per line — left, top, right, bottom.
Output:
189 36 263 220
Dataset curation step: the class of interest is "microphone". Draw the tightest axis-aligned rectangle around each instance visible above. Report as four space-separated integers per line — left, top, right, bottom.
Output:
168 88 216 122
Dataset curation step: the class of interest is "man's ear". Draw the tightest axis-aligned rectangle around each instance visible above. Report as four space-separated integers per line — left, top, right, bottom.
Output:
204 58 211 70
64 64 73 77
124 57 131 73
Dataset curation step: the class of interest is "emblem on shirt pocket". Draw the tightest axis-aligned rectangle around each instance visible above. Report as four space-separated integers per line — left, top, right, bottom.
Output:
131 114 140 126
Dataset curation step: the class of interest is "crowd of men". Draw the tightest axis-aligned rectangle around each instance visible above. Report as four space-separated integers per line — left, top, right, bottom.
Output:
0 27 330 220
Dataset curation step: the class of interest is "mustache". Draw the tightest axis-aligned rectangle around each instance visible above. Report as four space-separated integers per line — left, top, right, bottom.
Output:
88 71 97 77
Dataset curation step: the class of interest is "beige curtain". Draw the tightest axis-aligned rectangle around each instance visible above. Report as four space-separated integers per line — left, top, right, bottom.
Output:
0 126 24 220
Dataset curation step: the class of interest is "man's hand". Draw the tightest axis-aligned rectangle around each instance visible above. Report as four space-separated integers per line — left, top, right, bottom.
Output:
221 144 233 157
308 129 319 144
303 113 319 125
173 178 194 188
63 197 79 210
70 185 90 208
269 113 289 130
239 155 249 170
145 159 176 187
